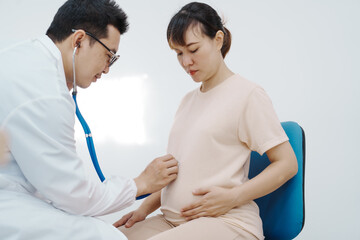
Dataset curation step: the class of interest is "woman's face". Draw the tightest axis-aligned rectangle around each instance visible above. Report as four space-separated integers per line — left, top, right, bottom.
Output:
171 24 223 83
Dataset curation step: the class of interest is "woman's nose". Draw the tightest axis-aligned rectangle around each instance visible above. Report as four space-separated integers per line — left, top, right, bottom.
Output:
181 54 193 67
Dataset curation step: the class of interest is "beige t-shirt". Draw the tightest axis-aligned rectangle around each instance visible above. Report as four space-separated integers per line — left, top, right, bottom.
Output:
161 74 288 240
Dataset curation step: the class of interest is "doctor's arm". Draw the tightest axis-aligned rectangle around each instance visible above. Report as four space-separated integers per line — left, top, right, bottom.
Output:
180 141 298 220
4 97 166 216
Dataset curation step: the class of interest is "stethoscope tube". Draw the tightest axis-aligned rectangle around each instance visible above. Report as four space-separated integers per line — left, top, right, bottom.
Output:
72 93 106 182
72 45 149 200
72 46 105 182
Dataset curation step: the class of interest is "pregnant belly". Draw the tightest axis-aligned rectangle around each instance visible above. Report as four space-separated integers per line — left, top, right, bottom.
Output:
160 180 201 225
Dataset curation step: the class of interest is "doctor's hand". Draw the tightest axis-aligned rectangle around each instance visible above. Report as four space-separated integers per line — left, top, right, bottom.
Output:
134 154 178 197
180 186 238 221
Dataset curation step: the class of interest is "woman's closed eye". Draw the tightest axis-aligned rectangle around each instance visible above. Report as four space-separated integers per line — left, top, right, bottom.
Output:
175 47 198 56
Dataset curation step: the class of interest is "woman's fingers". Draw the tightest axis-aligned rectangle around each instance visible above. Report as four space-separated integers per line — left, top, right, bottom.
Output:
185 211 207 221
113 212 133 228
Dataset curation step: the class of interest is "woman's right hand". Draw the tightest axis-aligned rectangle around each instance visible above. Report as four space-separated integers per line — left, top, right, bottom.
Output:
114 191 162 228
113 209 147 228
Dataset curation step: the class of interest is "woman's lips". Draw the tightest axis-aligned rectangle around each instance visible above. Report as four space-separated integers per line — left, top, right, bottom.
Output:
189 70 197 76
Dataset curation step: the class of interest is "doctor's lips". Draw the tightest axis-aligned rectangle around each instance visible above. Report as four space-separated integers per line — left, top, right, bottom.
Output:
94 74 102 82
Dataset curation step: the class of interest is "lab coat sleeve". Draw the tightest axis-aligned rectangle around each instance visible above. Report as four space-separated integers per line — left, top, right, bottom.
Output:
3 96 137 216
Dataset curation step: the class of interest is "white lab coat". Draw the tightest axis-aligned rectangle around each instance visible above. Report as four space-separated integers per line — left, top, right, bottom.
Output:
0 36 136 239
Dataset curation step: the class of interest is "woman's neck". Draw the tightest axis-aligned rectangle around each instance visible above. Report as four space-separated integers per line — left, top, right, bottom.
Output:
200 61 234 92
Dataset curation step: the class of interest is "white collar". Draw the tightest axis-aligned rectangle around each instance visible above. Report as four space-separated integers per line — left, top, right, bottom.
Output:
37 35 62 63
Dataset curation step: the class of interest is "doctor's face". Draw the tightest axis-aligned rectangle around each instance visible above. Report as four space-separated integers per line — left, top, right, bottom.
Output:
75 25 120 88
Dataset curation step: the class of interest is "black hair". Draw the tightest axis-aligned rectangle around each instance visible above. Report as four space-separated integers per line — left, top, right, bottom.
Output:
46 0 129 43
167 2 232 58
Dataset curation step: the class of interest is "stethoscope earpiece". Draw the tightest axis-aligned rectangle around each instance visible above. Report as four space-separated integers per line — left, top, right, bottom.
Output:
72 46 78 95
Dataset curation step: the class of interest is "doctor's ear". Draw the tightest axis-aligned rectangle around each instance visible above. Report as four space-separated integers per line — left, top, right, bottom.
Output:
71 29 86 49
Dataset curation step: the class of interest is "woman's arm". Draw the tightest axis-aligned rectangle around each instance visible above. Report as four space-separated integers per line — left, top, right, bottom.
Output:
113 190 162 228
231 141 298 207
181 141 298 220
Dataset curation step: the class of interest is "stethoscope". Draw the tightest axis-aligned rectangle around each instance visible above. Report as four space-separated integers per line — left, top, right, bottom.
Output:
72 46 148 200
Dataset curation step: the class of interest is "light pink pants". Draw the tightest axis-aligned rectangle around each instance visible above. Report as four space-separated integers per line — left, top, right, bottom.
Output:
119 214 258 240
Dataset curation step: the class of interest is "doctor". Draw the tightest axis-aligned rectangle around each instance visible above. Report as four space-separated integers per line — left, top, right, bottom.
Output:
0 0 178 239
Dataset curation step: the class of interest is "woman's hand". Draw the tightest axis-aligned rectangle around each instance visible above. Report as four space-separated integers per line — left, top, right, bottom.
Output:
114 190 162 228
113 209 147 228
180 186 238 221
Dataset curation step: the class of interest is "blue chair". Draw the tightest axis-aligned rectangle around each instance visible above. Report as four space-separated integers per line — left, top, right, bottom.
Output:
249 121 305 240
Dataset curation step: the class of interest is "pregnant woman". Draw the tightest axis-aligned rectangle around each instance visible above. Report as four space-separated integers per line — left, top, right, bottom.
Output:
115 2 298 240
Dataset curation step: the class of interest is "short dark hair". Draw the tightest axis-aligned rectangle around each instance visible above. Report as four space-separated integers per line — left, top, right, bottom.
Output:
46 0 129 43
167 2 232 58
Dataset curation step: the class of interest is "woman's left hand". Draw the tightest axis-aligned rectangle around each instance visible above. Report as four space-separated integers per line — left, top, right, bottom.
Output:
180 186 238 221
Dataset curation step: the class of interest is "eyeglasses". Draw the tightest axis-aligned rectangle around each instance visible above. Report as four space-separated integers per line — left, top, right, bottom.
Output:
72 29 120 67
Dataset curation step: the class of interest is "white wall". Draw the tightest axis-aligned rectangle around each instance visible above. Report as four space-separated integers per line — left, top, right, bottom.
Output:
1 0 359 239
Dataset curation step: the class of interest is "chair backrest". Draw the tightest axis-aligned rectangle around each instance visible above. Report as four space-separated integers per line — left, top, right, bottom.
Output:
249 121 305 240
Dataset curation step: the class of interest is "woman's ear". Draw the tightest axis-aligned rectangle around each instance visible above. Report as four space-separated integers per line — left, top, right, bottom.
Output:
215 30 225 51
